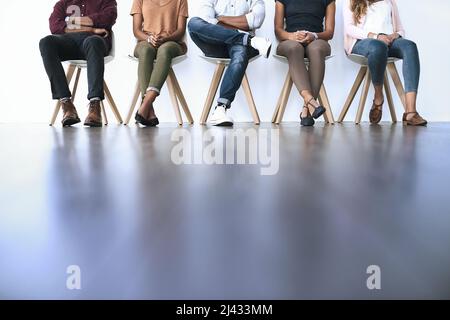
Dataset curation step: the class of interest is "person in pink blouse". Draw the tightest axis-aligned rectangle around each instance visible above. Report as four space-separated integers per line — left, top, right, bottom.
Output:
343 0 427 126
39 0 117 127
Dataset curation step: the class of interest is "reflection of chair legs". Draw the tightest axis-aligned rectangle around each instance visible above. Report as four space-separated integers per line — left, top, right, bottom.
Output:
199 61 261 125
271 72 335 125
49 65 123 126
125 67 193 126
338 59 406 125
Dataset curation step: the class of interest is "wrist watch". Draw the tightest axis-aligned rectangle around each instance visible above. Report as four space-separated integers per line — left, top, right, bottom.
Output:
311 32 319 40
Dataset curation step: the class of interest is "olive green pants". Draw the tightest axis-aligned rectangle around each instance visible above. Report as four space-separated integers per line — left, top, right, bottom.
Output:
134 41 183 97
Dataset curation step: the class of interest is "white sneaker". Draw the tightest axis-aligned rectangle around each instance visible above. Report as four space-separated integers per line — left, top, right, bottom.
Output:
250 37 272 58
209 105 234 127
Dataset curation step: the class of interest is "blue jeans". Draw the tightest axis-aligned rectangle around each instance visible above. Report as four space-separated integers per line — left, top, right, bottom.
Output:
188 17 258 108
352 38 420 93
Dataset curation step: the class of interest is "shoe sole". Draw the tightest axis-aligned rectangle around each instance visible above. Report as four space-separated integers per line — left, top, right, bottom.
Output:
84 122 103 127
403 121 427 126
62 118 81 127
263 44 272 59
210 121 234 127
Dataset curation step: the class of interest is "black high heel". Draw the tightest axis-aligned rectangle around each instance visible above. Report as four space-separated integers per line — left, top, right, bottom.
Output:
300 106 315 127
307 98 326 119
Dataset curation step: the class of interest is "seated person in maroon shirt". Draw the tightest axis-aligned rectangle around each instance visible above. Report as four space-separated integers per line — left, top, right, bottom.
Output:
39 0 117 127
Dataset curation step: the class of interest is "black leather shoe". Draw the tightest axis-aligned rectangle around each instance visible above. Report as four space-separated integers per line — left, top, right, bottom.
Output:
306 98 326 119
135 112 159 127
300 107 315 127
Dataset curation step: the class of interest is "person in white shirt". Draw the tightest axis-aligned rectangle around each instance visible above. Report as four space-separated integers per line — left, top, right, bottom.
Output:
188 0 272 126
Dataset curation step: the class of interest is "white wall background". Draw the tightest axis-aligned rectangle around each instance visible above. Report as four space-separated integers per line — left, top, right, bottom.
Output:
0 0 449 123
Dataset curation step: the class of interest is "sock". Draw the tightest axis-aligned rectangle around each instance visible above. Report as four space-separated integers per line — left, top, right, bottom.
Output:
60 97 71 102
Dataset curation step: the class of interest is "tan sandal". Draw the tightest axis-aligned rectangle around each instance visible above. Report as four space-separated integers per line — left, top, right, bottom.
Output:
402 112 427 126
369 100 383 124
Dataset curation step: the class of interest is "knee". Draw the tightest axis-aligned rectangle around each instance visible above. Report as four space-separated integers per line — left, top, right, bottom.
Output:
307 43 329 58
137 43 156 59
188 17 204 33
285 43 304 57
39 35 56 54
368 40 388 58
83 36 105 52
402 40 419 55
156 45 175 60
230 48 248 66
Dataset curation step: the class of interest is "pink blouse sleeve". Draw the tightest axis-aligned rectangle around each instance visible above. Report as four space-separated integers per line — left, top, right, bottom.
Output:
390 0 405 37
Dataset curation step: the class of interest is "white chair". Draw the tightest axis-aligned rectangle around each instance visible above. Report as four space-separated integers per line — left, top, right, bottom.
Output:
125 54 193 126
49 32 123 126
199 55 261 125
271 54 335 124
338 54 406 124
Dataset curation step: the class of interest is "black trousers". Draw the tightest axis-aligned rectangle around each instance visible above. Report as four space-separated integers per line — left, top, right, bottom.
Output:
39 32 109 100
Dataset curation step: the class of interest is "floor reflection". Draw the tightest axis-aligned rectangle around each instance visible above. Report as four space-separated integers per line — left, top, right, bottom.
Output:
0 123 449 299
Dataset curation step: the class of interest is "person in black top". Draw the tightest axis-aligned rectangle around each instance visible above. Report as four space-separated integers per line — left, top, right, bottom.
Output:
275 0 336 126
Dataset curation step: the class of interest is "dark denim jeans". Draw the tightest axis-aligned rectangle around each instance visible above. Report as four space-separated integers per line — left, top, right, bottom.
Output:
188 17 258 108
39 32 109 100
352 38 420 93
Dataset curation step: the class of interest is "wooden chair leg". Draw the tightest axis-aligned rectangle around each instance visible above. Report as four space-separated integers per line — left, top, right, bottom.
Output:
338 66 367 123
241 73 260 125
49 64 76 126
318 84 335 125
272 72 291 123
387 63 406 110
355 69 371 125
100 101 108 126
384 72 397 123
167 72 183 126
125 81 140 125
169 68 194 124
103 81 123 124
200 63 225 125
275 76 293 124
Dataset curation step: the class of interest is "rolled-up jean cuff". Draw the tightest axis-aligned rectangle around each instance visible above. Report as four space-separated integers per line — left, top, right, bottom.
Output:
218 98 231 109
146 87 161 95
243 34 249 46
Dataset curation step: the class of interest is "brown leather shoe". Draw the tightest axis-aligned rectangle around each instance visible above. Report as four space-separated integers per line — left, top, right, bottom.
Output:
369 100 383 124
61 100 81 127
84 100 103 127
403 112 427 126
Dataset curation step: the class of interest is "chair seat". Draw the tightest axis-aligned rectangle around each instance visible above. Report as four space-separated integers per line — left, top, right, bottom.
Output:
65 55 114 67
128 54 188 66
273 54 334 64
347 54 400 65
200 54 260 65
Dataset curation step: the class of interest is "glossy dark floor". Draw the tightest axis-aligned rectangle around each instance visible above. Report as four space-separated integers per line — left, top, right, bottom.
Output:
0 123 450 299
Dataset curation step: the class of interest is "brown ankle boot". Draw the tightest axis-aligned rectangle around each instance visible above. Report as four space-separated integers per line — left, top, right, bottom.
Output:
369 100 383 124
403 112 427 126
61 100 81 127
84 100 103 127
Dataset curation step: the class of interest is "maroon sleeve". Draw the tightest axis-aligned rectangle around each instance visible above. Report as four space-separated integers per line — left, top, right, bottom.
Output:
88 0 118 29
49 0 68 34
